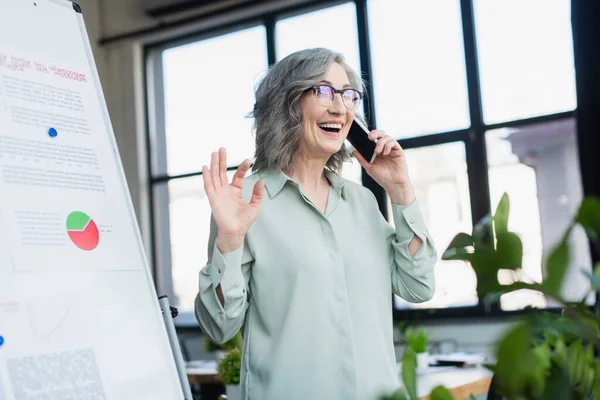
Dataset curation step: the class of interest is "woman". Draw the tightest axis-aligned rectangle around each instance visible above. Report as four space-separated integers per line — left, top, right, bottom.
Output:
195 48 437 400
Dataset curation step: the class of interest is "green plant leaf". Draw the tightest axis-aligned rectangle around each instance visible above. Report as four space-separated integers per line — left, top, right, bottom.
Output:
473 214 493 249
390 388 410 400
493 321 533 397
442 233 474 261
204 331 242 353
470 249 503 295
429 385 455 400
401 347 418 400
404 327 429 353
576 197 600 244
529 342 552 398
495 231 523 270
543 361 572 400
482 282 543 307
583 265 600 293
379 387 410 400
216 347 242 384
574 302 600 336
579 345 596 396
532 312 584 346
552 336 568 368
543 239 570 296
593 361 600 400
493 192 510 236
566 339 583 385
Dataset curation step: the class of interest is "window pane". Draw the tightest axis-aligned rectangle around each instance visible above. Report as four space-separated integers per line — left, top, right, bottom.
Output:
368 0 470 138
486 119 592 311
276 3 363 184
162 26 267 176
389 143 476 309
276 3 361 73
474 0 577 124
157 172 235 313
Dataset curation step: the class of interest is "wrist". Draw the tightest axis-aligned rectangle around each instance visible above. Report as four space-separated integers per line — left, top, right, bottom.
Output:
215 232 244 254
387 183 416 206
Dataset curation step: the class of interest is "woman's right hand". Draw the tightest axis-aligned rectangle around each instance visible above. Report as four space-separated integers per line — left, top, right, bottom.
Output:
203 148 265 254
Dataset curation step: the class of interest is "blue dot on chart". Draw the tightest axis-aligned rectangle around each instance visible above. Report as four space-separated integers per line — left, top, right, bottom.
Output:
0 335 4 346
48 128 58 137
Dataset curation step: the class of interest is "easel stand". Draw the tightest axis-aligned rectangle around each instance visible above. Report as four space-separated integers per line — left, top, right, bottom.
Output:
159 296 194 400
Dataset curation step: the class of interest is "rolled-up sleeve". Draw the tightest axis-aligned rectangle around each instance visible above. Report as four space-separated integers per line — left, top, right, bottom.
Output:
194 216 253 344
386 200 437 303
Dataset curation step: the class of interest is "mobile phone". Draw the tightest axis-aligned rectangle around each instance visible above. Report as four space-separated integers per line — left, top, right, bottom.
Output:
346 117 376 163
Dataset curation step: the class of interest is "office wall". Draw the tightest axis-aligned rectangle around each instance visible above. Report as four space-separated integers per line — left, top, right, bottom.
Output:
87 0 516 361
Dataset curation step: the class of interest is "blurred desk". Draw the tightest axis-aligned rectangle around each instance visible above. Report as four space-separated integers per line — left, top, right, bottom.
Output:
186 360 220 385
416 366 493 399
187 361 493 399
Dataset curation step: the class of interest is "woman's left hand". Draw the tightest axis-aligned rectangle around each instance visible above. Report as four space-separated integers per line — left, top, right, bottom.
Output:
352 130 416 205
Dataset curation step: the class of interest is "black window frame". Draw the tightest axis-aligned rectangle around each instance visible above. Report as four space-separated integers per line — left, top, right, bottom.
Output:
142 0 598 326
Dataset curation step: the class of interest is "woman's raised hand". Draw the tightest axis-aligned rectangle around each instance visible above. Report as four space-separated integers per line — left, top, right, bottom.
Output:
202 148 264 254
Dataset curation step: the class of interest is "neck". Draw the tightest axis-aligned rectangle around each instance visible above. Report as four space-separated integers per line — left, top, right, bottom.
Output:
286 151 329 192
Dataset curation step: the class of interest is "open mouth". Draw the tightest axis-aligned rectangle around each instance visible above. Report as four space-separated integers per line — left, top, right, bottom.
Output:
318 123 342 134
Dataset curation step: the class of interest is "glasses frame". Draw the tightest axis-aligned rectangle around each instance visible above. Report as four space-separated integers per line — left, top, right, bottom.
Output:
309 84 364 109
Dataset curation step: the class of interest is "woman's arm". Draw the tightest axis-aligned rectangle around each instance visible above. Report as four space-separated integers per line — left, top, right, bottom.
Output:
195 216 254 344
384 198 437 303
353 131 437 302
388 183 425 258
195 149 263 344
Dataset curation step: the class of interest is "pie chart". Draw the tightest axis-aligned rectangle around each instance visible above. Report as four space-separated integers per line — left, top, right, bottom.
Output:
66 211 99 251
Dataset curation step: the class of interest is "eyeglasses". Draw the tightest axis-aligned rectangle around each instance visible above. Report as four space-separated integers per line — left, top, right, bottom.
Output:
309 85 363 109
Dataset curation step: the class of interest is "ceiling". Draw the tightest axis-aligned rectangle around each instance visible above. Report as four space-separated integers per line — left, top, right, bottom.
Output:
143 0 254 18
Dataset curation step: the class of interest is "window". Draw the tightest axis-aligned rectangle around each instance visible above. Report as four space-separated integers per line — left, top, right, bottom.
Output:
473 0 577 124
275 3 361 73
388 143 477 310
146 0 590 325
368 0 470 137
486 119 593 310
149 26 267 318
156 172 238 315
160 27 267 177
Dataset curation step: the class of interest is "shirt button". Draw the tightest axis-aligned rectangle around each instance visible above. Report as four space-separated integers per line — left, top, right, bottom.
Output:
410 219 415 224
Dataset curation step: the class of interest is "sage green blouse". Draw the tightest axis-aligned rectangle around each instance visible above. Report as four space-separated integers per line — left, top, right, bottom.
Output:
195 169 437 400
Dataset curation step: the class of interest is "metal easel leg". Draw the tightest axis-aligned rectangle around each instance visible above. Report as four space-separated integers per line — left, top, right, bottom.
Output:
159 295 195 400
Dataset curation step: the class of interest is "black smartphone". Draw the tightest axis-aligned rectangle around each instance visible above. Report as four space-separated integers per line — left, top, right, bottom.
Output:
346 117 376 163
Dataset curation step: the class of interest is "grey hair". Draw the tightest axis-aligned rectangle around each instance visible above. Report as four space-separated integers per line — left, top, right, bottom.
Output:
250 47 366 174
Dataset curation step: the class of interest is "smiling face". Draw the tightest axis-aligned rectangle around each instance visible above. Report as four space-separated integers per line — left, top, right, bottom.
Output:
297 62 355 160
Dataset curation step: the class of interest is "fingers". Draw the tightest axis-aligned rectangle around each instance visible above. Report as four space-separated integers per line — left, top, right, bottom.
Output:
382 137 400 156
374 135 399 156
352 150 371 171
374 135 392 155
210 151 221 187
219 147 228 187
368 129 385 141
202 165 214 196
249 179 265 207
231 159 251 189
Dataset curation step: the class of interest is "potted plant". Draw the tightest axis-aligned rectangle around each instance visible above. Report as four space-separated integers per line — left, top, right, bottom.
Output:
217 347 242 400
380 193 600 400
441 193 600 399
403 327 430 370
204 331 242 361
379 347 467 400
